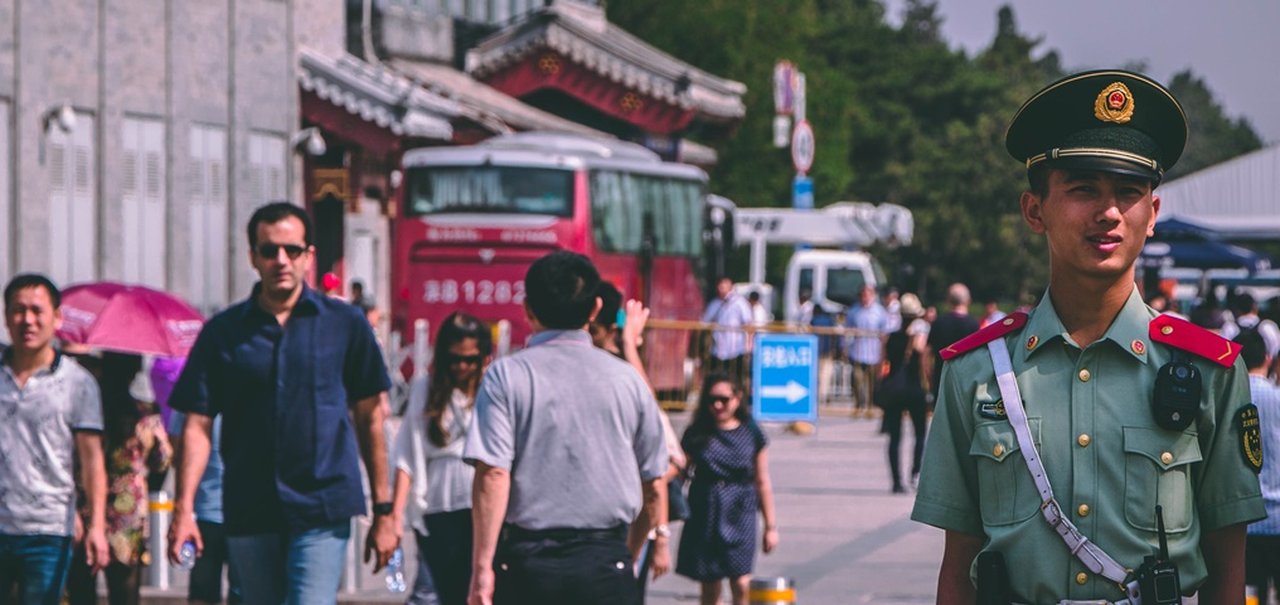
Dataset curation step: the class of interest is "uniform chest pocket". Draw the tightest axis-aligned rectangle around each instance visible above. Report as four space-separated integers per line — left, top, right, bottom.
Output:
1123 426 1201 533
969 419 1041 526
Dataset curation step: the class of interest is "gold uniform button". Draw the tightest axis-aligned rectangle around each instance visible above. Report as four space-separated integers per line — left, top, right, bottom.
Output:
1076 571 1089 585
1161 325 1174 336
1077 434 1091 447
1161 452 1174 465
1078 369 1091 382
993 444 1005 457
1077 504 1090 517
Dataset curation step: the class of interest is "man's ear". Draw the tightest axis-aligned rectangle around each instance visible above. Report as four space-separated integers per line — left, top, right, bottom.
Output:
523 301 542 332
586 296 603 324
1020 191 1046 234
1148 193 1161 237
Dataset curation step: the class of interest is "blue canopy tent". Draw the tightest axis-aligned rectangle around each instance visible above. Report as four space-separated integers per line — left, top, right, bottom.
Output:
1141 218 1273 273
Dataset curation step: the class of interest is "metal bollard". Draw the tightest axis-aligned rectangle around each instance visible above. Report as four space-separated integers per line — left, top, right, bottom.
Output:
749 576 796 605
495 320 511 357
412 319 430 378
146 491 173 589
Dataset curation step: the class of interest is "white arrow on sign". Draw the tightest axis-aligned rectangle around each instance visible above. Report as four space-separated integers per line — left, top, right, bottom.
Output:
760 380 809 404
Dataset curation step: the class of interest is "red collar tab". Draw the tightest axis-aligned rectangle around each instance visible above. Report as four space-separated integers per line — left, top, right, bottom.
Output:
940 312 1029 361
1149 314 1241 368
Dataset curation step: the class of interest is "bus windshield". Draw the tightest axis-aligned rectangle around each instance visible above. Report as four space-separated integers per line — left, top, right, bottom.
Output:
590 171 704 257
405 166 574 217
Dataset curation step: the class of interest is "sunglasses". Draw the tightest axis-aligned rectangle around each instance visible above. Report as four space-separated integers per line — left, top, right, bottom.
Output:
445 354 484 366
256 243 308 260
709 395 734 405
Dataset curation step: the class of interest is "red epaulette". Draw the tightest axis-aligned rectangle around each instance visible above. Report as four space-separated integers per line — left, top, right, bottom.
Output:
1149 314 1241 368
939 312 1029 361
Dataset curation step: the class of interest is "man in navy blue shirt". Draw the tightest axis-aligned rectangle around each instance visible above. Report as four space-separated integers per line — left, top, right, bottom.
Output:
167 202 393 605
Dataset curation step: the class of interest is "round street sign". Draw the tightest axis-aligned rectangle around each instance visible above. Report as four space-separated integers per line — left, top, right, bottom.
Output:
791 120 815 174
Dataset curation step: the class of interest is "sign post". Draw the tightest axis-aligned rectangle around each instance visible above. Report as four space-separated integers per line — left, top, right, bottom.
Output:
752 333 819 424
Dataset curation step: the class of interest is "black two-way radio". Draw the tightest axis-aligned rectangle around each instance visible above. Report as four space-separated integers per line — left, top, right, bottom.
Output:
1134 505 1181 604
975 550 1011 605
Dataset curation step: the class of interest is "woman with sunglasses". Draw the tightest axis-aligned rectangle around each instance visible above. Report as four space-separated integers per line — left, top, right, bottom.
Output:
676 374 778 605
380 312 492 605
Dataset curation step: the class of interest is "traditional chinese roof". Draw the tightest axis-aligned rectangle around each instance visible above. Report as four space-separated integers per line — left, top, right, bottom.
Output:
465 2 746 124
299 48 457 141
388 58 603 137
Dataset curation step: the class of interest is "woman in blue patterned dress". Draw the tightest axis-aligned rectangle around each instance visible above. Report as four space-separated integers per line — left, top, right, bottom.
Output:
676 373 778 605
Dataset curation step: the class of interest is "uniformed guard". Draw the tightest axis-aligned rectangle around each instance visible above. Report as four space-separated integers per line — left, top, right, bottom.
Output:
911 69 1265 605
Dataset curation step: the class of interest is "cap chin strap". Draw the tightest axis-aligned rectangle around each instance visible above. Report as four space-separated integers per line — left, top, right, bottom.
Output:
987 338 1143 605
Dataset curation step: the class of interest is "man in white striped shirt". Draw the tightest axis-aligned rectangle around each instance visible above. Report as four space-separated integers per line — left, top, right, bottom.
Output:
1242 328 1280 598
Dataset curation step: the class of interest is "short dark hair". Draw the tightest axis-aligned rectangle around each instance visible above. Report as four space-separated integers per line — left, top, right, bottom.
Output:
525 251 601 329
594 281 622 330
1236 329 1268 371
246 202 313 248
4 273 61 310
1027 164 1051 198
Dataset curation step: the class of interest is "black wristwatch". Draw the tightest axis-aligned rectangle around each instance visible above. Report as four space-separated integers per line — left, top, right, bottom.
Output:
372 502 393 517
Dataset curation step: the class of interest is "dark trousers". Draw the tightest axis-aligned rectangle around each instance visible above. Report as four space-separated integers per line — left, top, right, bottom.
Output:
0 534 73 605
884 398 928 489
422 509 473 605
494 526 638 605
1247 534 1280 599
65 554 140 605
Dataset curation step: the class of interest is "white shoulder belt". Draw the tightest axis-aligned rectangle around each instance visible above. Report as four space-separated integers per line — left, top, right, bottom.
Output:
987 338 1142 604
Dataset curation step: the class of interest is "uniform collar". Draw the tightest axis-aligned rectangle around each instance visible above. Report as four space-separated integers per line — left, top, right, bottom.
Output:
1020 285 1152 365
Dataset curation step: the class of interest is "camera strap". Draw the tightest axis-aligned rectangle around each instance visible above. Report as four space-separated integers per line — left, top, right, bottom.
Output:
987 338 1142 603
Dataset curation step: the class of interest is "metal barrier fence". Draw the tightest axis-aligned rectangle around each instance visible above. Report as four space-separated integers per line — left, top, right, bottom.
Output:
642 318 879 412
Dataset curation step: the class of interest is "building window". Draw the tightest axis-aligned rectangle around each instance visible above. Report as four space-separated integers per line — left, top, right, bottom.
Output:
121 116 166 288
0 100 10 285
47 110 97 286
189 124 228 312
248 132 286 207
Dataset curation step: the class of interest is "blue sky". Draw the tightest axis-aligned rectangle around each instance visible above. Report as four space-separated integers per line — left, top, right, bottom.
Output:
882 0 1280 144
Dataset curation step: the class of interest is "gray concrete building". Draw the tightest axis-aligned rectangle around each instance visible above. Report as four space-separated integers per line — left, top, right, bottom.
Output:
0 0 345 313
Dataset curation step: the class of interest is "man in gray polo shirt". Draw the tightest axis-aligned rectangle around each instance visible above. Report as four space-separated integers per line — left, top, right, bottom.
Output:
464 251 667 605
0 274 108 604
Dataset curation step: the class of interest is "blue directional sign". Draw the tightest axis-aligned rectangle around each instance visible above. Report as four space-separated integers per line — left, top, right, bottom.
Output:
752 333 819 423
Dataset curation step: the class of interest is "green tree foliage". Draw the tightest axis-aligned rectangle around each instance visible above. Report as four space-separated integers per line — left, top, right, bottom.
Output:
607 0 1262 304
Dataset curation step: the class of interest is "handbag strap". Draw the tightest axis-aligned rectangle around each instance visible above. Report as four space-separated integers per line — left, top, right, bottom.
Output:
986 338 1140 600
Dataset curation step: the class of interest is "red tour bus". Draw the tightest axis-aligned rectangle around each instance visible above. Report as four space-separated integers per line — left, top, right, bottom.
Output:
391 132 711 393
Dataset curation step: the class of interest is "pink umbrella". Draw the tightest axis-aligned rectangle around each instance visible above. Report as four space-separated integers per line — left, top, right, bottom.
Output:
57 282 204 357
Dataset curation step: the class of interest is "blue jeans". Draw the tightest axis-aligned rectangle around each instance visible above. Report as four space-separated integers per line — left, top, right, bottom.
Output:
226 521 350 605
0 533 74 605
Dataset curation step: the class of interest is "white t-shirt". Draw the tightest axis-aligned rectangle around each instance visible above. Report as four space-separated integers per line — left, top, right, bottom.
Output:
392 376 476 535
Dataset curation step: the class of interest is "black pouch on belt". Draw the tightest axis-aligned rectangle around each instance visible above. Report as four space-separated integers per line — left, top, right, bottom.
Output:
975 550 1011 605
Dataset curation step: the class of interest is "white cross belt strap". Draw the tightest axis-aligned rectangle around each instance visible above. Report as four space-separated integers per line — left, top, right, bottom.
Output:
986 338 1142 603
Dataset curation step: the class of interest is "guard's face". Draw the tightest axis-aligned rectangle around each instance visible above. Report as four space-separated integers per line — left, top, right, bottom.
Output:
249 217 313 299
1021 169 1158 282
707 381 741 423
5 286 61 354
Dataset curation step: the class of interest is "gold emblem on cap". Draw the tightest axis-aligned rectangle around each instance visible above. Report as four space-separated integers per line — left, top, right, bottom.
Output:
1094 81 1135 124
1026 335 1039 350
1131 340 1146 355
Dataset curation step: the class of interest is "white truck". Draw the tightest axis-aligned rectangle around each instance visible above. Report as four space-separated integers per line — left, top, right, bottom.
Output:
730 201 914 321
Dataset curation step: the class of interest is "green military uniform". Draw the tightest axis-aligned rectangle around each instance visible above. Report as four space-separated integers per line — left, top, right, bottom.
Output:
911 70 1265 603
912 289 1264 602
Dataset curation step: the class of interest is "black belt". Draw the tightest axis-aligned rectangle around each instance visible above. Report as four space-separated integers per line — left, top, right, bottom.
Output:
502 524 627 543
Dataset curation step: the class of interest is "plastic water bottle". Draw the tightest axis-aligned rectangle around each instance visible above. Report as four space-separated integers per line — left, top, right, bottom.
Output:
177 540 197 571
385 547 406 593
